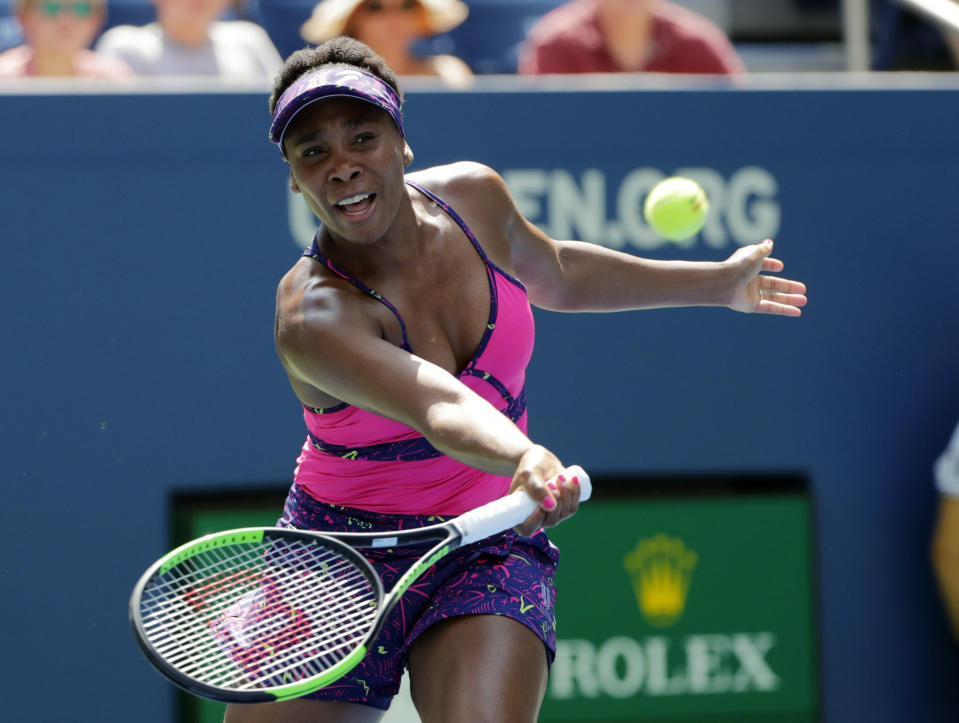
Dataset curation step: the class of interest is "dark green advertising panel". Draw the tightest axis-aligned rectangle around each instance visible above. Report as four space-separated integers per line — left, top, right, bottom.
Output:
171 489 289 723
541 477 819 722
173 476 818 723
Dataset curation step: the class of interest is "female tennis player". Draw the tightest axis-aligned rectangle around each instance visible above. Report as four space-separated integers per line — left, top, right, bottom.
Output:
228 36 807 723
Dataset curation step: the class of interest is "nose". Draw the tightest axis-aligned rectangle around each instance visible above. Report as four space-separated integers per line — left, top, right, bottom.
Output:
328 152 362 184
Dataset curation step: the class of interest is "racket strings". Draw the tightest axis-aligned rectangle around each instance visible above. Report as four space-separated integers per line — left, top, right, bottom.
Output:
138 536 379 690
150 565 369 676
143 541 375 687
190 565 376 688
142 548 366 641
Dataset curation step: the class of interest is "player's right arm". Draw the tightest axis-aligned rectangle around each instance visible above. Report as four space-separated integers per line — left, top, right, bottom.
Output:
274 263 572 529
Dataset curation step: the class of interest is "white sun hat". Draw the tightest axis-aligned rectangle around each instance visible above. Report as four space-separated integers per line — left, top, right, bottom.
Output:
301 0 469 43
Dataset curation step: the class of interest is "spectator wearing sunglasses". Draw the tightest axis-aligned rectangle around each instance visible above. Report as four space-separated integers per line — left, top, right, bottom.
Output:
300 0 473 87
0 0 131 77
94 0 282 79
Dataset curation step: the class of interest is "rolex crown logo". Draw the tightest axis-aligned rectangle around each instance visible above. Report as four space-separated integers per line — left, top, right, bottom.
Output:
624 534 697 627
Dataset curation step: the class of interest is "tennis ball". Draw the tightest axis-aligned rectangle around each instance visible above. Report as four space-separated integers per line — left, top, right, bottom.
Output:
643 177 709 241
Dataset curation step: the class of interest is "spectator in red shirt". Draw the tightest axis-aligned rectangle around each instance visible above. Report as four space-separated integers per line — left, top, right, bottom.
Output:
518 0 745 76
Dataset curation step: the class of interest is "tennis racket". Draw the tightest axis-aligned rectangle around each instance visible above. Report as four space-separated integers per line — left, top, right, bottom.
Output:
130 465 591 704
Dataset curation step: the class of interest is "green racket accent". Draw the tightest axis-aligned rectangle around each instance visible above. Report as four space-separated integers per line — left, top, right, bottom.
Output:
390 545 450 601
130 465 591 704
271 644 369 701
159 529 265 574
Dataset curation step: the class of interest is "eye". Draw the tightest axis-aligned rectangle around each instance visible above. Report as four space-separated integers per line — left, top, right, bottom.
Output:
354 132 376 145
302 146 327 158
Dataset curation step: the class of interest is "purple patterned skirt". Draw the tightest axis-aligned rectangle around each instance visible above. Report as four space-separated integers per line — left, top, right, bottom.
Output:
276 483 560 710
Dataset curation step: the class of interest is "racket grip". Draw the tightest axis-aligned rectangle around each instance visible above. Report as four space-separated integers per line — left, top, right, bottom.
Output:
456 465 592 546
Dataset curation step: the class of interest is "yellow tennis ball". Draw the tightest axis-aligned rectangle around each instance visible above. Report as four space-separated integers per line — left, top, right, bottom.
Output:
643 177 709 241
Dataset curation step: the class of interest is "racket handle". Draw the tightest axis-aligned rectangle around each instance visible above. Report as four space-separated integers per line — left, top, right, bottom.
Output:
456 465 592 546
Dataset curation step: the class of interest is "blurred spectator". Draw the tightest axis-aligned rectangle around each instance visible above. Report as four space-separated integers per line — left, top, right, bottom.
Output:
873 0 959 71
932 419 959 642
1 6 24 54
518 0 745 76
0 0 131 77
94 0 282 78
947 35 959 68
300 0 473 86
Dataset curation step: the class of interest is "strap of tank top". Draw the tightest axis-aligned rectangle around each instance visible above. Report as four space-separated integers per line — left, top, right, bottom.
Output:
302 236 412 352
405 180 491 262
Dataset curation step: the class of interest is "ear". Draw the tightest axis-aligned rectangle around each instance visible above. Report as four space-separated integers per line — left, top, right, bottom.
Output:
289 168 300 194
403 143 414 167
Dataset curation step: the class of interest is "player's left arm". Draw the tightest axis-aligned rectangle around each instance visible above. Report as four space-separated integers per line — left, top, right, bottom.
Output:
474 166 806 315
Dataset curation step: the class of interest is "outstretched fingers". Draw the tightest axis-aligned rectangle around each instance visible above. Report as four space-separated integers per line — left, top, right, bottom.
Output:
761 255 785 272
757 275 807 316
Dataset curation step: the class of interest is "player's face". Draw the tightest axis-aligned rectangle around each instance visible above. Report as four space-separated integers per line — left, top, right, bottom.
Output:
284 97 412 245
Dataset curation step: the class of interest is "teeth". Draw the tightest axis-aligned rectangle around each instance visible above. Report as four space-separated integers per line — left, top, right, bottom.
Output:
336 193 372 206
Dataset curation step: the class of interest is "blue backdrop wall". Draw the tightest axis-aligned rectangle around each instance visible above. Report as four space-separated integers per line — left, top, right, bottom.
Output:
1 78 958 722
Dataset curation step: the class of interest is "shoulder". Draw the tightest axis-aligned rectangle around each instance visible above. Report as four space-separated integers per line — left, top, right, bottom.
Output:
405 163 523 272
0 46 30 76
75 50 134 78
519 0 599 73
525 0 595 46
407 162 514 215
276 254 341 313
209 20 282 71
655 2 735 47
274 256 387 405
275 257 376 351
96 23 161 47
407 161 506 194
428 54 474 88
209 20 275 45
653 2 743 72
95 23 162 55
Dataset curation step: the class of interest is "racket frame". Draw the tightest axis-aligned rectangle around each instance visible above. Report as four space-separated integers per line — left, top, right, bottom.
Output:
130 467 591 703
129 522 468 703
130 527 389 703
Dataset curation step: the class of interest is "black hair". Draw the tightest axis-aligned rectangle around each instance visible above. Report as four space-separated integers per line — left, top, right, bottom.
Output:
268 37 404 116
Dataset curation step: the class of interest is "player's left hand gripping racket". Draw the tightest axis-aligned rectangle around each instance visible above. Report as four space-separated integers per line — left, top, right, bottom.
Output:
130 466 591 703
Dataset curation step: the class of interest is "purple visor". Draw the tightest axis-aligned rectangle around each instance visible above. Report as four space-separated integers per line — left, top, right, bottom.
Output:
269 65 405 159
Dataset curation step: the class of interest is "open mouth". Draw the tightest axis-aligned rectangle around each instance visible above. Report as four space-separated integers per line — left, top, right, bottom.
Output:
334 192 376 218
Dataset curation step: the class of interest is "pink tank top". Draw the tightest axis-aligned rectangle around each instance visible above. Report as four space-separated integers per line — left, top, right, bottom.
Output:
292 180 535 515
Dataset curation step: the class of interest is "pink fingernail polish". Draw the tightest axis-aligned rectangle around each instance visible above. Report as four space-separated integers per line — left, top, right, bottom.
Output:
542 496 556 510
571 476 580 485
548 482 557 491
